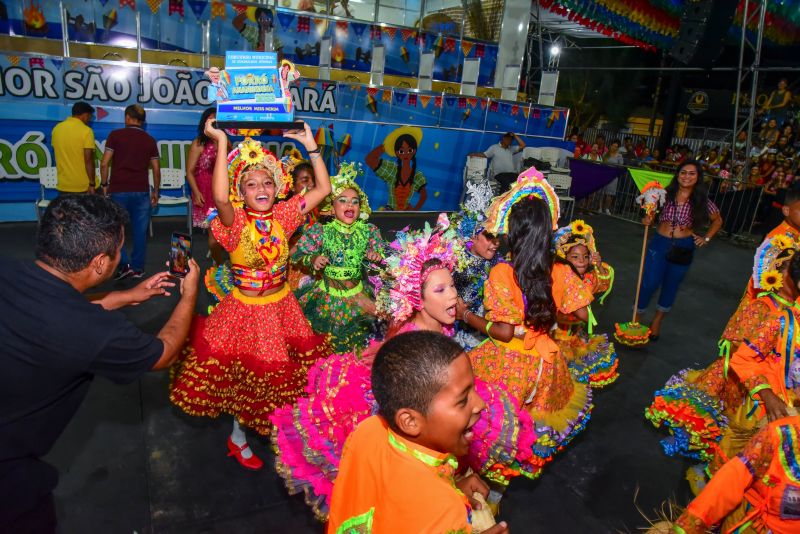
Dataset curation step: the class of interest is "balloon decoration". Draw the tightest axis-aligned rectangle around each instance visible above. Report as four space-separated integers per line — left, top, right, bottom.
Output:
537 0 800 52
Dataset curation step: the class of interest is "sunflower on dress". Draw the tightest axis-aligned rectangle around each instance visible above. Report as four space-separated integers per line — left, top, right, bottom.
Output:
646 234 799 492
551 220 618 388
292 162 385 353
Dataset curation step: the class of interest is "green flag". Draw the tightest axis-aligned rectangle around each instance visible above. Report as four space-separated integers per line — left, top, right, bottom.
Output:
628 167 673 192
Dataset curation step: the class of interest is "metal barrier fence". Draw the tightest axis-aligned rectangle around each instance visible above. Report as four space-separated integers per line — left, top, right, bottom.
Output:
574 163 763 246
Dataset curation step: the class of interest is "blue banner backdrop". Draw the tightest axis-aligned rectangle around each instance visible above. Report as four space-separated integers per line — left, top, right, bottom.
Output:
2 0 499 86
0 54 571 221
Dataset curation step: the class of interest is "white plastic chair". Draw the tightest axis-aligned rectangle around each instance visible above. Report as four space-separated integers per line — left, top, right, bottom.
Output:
522 147 543 161
548 173 575 223
35 167 59 221
149 168 192 236
540 147 561 167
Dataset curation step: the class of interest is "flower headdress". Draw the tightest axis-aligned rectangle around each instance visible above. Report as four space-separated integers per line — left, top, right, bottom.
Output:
553 219 596 259
320 161 371 219
453 181 495 240
753 234 796 292
483 166 560 235
227 138 293 206
376 213 464 324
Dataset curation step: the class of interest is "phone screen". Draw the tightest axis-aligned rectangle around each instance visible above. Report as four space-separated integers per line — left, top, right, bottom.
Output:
169 232 192 277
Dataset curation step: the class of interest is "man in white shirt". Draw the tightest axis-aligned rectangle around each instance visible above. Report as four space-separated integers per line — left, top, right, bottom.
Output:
470 132 526 193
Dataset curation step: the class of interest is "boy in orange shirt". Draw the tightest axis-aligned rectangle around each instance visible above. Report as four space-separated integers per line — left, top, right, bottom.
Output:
327 331 509 534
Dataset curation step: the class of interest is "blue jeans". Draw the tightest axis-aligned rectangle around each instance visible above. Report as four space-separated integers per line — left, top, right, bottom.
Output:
111 192 151 271
636 233 695 313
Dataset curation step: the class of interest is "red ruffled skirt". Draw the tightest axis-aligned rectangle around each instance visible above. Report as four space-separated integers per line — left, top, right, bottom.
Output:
169 286 330 435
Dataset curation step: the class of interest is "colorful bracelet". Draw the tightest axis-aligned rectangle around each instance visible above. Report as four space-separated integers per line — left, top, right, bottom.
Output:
484 321 494 338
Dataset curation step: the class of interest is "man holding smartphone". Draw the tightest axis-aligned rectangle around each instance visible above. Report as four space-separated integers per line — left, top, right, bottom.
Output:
0 195 199 533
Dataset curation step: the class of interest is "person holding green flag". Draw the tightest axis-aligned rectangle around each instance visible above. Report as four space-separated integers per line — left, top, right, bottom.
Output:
635 161 723 340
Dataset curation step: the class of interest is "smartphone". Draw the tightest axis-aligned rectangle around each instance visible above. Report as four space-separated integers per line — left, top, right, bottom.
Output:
169 232 192 278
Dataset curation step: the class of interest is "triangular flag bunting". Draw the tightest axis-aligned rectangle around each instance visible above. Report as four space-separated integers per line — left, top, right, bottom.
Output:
461 40 474 57
522 106 530 119
419 95 431 108
383 27 396 40
210 0 224 18
146 0 162 13
277 12 295 30
434 96 442 108
467 98 477 108
96 107 109 120
168 0 184 16
187 0 207 18
400 29 415 42
120 0 136 8
382 90 392 103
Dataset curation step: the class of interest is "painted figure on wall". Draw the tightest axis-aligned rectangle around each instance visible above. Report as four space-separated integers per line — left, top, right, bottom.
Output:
365 126 427 211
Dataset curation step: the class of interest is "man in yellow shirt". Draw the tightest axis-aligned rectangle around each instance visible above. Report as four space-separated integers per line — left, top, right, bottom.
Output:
51 102 96 193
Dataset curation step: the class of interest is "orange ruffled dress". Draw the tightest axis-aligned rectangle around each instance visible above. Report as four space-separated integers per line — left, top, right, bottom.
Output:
469 262 593 458
551 262 618 388
675 415 800 534
646 293 797 486
169 196 330 435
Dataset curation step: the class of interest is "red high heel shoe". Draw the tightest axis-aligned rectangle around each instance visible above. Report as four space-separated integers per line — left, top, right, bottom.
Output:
227 437 264 471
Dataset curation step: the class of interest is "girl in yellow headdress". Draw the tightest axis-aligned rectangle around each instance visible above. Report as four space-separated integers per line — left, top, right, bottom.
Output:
170 120 332 471
551 220 618 388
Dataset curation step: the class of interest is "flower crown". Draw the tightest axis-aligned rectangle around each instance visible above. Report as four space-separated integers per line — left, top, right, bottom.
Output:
227 138 294 206
320 161 371 219
553 219 596 259
376 213 464 324
483 166 560 235
753 233 796 292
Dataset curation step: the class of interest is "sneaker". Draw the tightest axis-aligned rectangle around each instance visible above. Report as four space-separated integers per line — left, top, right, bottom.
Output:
114 264 134 281
131 269 145 279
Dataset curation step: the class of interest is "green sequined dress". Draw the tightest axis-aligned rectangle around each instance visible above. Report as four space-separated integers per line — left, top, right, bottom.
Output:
293 219 384 353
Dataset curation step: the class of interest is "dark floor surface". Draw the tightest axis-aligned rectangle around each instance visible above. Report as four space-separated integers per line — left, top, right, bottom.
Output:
1 210 755 533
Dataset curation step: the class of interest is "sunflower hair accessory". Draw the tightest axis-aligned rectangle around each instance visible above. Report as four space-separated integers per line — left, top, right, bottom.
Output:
483 166 560 235
226 138 293 205
376 213 464 324
553 220 596 259
320 161 371 219
752 234 796 291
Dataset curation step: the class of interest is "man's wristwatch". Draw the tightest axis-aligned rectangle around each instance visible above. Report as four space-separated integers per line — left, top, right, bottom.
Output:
704 236 711 243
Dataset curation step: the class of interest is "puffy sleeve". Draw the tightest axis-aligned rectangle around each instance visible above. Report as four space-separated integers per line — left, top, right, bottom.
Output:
374 159 396 185
274 195 306 238
413 169 427 191
483 262 525 324
366 223 385 259
729 310 782 399
291 222 324 266
722 298 772 345
590 263 614 295
551 262 593 315
210 207 246 253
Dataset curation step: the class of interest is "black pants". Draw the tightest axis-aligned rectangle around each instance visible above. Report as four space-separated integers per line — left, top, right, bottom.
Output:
494 172 518 195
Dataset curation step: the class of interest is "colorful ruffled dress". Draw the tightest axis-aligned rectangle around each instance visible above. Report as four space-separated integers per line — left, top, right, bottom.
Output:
169 197 330 435
469 262 593 458
293 219 384 353
646 292 799 491
551 262 618 388
269 321 543 521
453 249 496 351
674 415 800 534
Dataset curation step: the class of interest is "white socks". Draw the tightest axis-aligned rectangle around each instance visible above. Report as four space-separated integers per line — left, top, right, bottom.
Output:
231 419 253 459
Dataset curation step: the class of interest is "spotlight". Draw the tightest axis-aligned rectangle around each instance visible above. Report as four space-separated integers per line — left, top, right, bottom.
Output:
550 45 560 56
